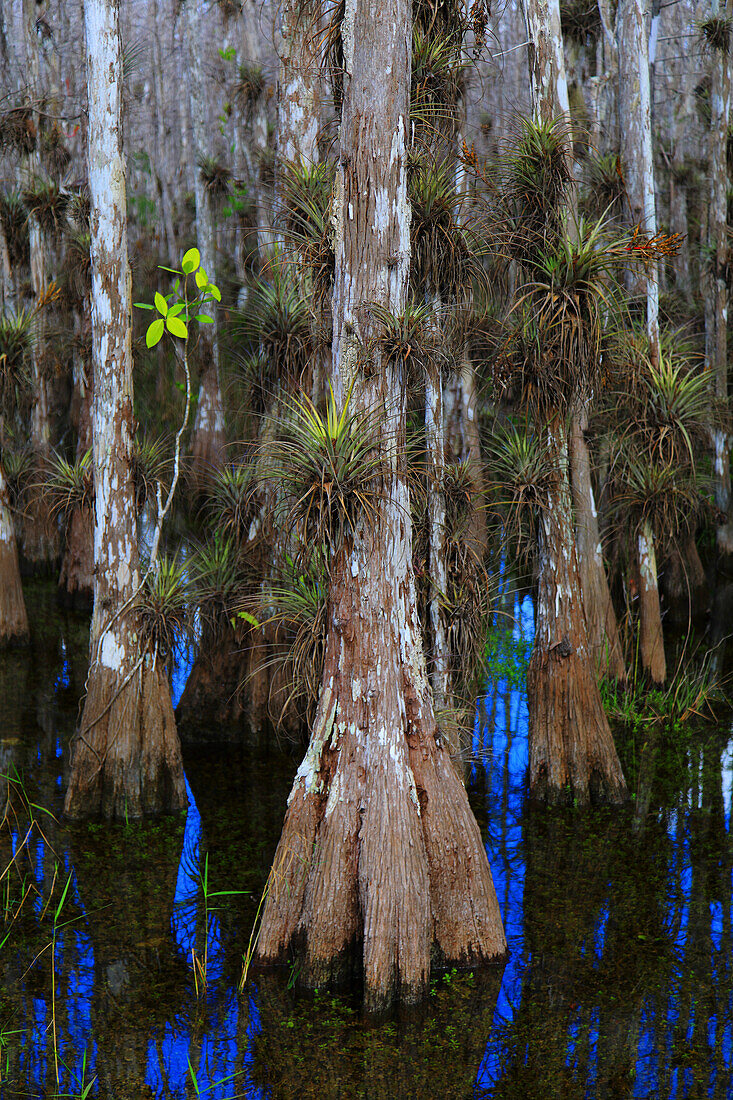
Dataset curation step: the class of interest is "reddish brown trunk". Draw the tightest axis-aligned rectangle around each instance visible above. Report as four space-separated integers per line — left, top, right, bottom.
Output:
528 418 627 804
0 462 29 647
256 0 505 1010
569 411 626 681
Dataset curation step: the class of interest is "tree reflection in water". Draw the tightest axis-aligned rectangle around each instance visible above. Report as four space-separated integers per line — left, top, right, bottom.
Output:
0 582 732 1097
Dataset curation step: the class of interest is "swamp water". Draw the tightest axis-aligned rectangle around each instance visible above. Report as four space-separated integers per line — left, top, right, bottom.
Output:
0 583 732 1098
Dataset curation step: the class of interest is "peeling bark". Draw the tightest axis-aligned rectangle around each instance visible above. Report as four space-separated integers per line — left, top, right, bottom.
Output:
256 0 506 1011
64 0 186 821
528 418 627 805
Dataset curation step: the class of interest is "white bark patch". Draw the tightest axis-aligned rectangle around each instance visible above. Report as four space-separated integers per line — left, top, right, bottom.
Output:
100 630 125 671
289 684 336 802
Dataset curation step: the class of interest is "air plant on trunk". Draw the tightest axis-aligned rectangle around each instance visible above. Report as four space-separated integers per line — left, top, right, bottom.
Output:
202 462 257 546
0 311 34 418
44 449 94 527
233 264 315 387
580 152 626 221
256 551 329 728
21 177 69 240
486 118 634 805
137 554 189 664
40 124 71 180
0 106 36 156
197 156 233 202
604 348 714 683
0 192 30 270
234 63 266 119
277 160 335 302
257 386 384 557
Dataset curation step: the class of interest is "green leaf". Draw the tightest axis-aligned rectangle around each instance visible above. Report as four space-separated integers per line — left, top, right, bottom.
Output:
134 302 154 310
237 610 260 628
195 268 208 289
54 874 72 924
172 279 180 293
194 313 214 323
166 315 188 339
208 283 222 302
168 302 185 317
158 265 183 274
182 247 200 274
154 291 168 317
146 318 165 347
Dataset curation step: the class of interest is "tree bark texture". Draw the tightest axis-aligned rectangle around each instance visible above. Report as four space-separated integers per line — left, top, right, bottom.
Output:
59 302 94 609
276 0 321 171
705 0 733 551
521 0 571 124
528 417 627 805
616 0 660 361
186 1 225 484
426 360 450 709
255 0 506 1012
637 519 666 683
64 0 186 821
20 0 60 573
0 461 29 647
569 410 626 681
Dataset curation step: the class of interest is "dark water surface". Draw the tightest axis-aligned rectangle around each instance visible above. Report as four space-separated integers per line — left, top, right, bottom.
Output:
0 583 732 1098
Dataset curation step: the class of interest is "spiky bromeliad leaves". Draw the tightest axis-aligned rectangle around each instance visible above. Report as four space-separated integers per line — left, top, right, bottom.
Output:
368 298 445 381
22 177 70 238
234 263 314 385
45 449 94 523
258 386 384 555
277 159 335 298
409 154 484 299
136 554 189 662
0 191 30 268
485 417 556 556
0 311 35 417
189 534 245 643
203 462 258 546
256 551 329 728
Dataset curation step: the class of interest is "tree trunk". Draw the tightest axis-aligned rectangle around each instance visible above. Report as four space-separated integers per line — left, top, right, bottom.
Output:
426 360 450 710
528 416 627 804
64 0 186 821
616 0 660 364
186 1 225 486
20 0 60 574
151 0 177 265
58 299 93 610
705 0 733 551
521 0 571 125
255 0 506 1011
0 461 29 647
637 518 666 683
275 0 321 171
570 409 626 681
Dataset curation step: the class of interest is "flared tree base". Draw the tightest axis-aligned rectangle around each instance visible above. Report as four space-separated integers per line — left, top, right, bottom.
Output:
528 649 628 806
64 653 187 820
